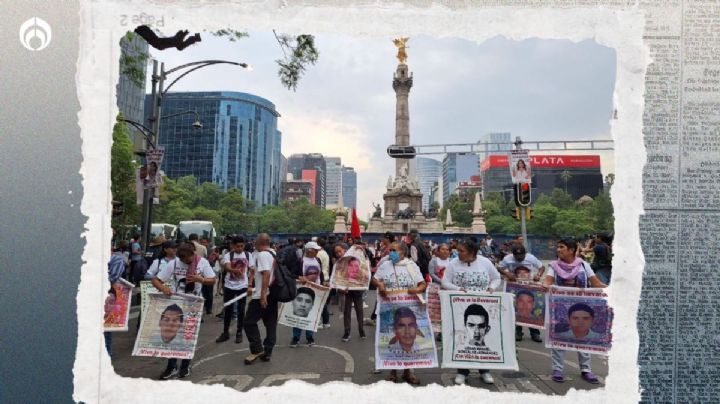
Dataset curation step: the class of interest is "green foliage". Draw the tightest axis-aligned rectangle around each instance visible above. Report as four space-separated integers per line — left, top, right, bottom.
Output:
210 29 249 41
481 187 613 238
273 31 320 91
111 114 141 227
439 194 474 227
120 32 149 89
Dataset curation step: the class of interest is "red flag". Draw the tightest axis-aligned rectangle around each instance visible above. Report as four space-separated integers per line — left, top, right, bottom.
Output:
350 208 362 239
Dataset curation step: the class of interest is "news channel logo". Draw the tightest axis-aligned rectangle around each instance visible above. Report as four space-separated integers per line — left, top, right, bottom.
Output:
19 17 52 51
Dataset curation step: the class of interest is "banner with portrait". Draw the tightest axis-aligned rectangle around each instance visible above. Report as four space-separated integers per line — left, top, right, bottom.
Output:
278 281 330 332
545 286 613 355
375 291 438 370
439 291 518 370
132 292 204 359
506 281 546 329
426 283 442 333
509 149 531 184
330 250 371 290
143 146 164 189
103 278 134 332
139 280 171 317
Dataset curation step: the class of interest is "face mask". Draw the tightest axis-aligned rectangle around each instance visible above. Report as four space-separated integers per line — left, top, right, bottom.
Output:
389 251 400 263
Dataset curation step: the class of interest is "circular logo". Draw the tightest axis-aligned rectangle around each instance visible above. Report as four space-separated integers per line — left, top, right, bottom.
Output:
19 17 52 51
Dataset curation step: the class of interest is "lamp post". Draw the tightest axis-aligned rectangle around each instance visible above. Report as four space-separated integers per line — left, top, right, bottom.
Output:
139 58 250 246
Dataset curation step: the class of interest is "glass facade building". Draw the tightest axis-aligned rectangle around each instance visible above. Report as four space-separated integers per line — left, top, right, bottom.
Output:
415 157 441 211
116 34 149 152
324 157 342 208
442 153 479 203
147 91 282 208
341 166 357 209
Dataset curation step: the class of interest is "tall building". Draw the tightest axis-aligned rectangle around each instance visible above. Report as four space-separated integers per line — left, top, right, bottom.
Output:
480 154 604 200
116 33 149 152
442 153 479 203
341 166 357 209
324 157 342 208
280 154 288 185
415 157 441 211
288 153 327 207
148 91 282 208
477 132 512 161
282 180 313 203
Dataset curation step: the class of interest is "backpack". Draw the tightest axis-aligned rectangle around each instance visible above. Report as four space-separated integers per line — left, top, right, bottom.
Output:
267 251 297 303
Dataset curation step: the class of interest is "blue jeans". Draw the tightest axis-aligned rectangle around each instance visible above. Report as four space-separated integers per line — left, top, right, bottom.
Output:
292 327 314 341
321 302 330 325
103 332 112 357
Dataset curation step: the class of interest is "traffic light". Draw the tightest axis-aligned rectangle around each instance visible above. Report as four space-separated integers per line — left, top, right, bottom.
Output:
514 183 531 206
515 207 520 220
526 206 532 220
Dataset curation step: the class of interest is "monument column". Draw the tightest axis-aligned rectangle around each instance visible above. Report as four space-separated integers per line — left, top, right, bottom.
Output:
392 39 413 179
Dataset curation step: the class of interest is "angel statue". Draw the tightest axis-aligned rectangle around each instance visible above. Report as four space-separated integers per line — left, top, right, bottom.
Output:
393 37 409 64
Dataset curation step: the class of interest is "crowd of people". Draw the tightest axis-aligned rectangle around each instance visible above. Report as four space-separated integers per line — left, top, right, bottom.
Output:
107 229 612 386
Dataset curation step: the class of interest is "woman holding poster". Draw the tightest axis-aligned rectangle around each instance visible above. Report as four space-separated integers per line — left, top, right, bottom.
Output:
441 238 502 385
372 242 427 385
542 238 606 384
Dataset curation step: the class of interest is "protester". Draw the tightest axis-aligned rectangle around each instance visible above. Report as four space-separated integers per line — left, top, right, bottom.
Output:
441 238 501 385
145 240 178 280
497 244 546 342
372 242 427 385
542 237 607 384
188 233 208 258
129 235 147 284
243 233 278 365
291 241 324 347
151 242 216 379
144 234 166 267
334 242 367 342
591 233 613 285
104 244 127 357
407 229 431 278
216 236 251 344
316 237 332 328
428 243 451 284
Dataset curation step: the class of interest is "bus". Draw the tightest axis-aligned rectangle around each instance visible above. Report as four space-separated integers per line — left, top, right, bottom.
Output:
177 221 217 249
150 223 177 240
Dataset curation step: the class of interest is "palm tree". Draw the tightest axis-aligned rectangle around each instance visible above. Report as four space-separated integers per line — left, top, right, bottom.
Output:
560 170 572 194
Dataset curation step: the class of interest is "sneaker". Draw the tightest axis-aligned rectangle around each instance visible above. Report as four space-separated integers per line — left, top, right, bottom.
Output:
359 331 367 339
307 338 316 347
363 302 369 308
235 333 243 344
363 318 376 326
454 374 467 385
342 333 351 342
480 372 494 384
290 338 299 348
530 334 543 343
322 323 331 329
581 371 600 384
244 351 264 365
178 366 191 379
159 367 178 380
552 370 565 383
216 332 230 343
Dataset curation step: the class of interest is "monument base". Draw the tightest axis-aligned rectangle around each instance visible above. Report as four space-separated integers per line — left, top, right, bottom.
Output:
366 217 444 233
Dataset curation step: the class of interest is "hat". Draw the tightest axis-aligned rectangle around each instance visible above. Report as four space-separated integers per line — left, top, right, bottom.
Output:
150 234 166 246
511 245 526 256
304 241 322 250
161 240 177 249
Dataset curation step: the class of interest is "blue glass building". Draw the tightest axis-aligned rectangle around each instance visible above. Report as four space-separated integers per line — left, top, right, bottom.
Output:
147 91 282 208
442 152 479 203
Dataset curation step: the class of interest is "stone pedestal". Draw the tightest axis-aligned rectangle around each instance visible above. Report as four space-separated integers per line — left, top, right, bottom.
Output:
471 216 487 234
333 214 347 234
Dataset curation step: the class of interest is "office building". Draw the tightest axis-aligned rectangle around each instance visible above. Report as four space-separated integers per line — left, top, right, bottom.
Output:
415 157 441 212
442 153 479 203
149 91 282 208
477 132 512 162
325 157 342 208
480 154 604 200
282 180 313 203
116 33 149 152
288 153 327 207
341 166 357 209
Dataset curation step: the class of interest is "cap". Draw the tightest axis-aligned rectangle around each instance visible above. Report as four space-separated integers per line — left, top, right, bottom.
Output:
304 241 322 250
161 240 177 249
511 245 526 256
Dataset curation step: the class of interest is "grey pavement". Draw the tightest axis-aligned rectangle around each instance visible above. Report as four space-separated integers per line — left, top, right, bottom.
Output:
111 292 607 395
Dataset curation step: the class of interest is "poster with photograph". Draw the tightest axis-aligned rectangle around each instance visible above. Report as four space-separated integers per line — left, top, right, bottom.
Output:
278 281 330 332
132 292 204 359
545 286 613 355
426 283 442 333
439 291 518 370
506 281 546 329
329 253 371 290
103 278 134 332
375 291 438 370
139 280 171 317
143 146 164 189
509 149 531 184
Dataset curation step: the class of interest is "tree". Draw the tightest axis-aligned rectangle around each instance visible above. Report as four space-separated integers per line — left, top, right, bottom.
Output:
111 114 141 228
439 194 473 228
560 170 573 194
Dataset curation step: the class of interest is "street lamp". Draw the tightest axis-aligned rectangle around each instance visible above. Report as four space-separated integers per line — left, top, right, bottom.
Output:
139 58 250 246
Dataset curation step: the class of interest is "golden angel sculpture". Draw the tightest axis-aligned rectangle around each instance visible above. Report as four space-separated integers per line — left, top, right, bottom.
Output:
393 37 409 64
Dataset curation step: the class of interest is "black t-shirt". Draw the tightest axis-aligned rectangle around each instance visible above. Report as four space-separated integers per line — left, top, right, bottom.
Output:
592 243 612 271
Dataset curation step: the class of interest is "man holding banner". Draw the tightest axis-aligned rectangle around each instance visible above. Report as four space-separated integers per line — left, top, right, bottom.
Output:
371 242 430 385
216 236 251 344
542 237 607 385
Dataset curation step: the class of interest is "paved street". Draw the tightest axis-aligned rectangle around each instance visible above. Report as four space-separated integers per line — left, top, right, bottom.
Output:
111 291 606 395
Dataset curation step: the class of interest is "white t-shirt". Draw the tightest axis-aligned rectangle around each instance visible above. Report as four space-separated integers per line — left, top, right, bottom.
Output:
146 257 177 279
222 250 252 290
252 250 275 300
155 256 216 296
498 253 544 276
374 258 423 290
441 256 502 292
302 256 322 284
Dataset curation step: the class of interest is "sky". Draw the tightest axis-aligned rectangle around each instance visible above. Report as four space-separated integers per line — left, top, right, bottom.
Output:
148 31 616 219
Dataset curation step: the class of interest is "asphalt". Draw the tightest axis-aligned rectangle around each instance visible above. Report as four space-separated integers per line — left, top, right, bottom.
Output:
110 290 607 395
